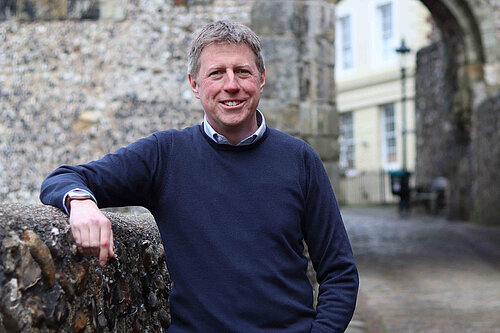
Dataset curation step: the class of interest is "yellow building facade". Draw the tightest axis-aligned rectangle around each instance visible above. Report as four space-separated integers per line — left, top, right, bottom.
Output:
335 0 431 204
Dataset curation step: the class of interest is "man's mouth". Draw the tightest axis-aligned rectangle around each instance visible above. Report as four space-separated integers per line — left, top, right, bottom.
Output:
221 101 243 106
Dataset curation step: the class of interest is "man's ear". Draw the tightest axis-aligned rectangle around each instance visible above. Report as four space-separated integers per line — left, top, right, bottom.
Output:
259 68 266 92
188 74 200 99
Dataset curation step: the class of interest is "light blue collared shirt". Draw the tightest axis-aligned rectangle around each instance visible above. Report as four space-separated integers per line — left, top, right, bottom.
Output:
203 110 266 146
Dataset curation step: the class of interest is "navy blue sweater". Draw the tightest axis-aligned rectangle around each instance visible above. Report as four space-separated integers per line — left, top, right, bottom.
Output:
40 125 358 332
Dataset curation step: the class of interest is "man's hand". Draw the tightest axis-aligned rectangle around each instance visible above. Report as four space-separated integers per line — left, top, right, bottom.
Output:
68 199 115 266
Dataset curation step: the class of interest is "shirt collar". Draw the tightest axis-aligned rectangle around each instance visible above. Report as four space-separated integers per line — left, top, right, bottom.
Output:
203 110 266 146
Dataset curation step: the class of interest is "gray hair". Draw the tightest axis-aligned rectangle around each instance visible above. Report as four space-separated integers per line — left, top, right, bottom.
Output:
187 20 265 80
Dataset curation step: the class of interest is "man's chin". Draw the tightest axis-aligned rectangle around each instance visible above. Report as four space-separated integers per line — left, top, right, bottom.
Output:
219 116 250 128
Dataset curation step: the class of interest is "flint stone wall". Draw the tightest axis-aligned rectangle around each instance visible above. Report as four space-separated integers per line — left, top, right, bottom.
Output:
0 0 127 21
0 0 339 205
0 203 171 332
0 0 250 204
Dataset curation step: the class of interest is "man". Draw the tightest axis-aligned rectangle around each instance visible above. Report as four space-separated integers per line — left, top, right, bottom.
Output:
40 20 358 332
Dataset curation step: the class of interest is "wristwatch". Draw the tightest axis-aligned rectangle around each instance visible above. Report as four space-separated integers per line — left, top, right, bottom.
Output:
67 189 94 201
65 189 95 213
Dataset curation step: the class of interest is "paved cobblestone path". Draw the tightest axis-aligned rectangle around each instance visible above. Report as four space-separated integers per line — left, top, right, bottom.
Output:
342 206 500 333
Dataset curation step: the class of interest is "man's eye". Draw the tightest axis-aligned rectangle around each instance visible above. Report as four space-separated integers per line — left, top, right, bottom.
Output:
209 71 222 77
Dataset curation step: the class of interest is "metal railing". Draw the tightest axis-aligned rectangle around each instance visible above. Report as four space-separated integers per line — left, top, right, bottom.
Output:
337 170 398 206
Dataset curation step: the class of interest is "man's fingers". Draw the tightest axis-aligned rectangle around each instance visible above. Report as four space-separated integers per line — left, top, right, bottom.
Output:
81 224 94 257
109 230 115 258
89 222 101 257
71 225 81 245
99 220 112 266
75 223 90 256
68 200 114 265
79 222 90 247
71 226 83 253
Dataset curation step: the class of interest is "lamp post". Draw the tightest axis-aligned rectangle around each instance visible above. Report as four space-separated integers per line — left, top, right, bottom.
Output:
395 39 411 171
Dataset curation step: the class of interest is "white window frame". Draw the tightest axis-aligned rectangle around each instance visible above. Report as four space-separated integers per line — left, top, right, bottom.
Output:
340 112 355 170
370 0 397 68
335 7 356 77
379 3 393 60
380 103 398 170
339 15 353 70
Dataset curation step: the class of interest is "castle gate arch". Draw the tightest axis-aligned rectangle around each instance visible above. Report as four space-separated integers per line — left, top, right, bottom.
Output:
413 0 500 223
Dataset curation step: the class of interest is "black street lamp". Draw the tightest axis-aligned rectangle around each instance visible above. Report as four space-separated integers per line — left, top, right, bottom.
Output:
395 38 411 171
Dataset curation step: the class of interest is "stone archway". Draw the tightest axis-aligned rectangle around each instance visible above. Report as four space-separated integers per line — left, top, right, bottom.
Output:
415 0 500 223
415 0 478 221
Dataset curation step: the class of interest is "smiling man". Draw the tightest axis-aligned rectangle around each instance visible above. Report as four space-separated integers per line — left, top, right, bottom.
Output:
189 42 265 145
40 21 358 332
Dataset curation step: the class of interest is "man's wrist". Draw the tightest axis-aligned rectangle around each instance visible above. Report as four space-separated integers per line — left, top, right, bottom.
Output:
64 189 96 213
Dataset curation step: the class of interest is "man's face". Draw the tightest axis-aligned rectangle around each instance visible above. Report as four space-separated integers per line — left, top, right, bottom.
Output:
189 43 266 141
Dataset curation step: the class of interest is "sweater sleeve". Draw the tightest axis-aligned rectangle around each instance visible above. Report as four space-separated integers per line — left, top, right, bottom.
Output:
40 133 163 212
301 143 359 332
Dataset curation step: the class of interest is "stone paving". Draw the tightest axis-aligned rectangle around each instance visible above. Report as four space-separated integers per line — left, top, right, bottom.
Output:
342 206 500 333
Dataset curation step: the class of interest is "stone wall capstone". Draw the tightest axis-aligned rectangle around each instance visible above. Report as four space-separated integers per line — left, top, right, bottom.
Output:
0 203 171 332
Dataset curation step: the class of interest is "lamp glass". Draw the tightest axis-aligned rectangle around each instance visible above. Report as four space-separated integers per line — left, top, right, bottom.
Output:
395 39 411 69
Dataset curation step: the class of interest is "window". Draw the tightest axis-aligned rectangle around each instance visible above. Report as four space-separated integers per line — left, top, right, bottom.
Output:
377 3 394 61
340 113 355 169
381 103 397 168
337 15 353 70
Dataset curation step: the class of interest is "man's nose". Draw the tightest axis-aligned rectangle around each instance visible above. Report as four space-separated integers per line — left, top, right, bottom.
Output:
223 71 240 92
